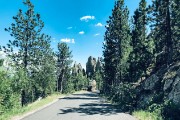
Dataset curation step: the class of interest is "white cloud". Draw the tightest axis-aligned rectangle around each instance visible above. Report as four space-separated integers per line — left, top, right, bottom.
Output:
80 16 95 22
79 31 85 35
95 23 103 27
67 27 73 29
94 33 100 36
60 38 75 44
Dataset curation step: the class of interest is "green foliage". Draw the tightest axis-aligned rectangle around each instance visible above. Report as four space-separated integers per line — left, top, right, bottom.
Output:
148 0 179 69
94 71 103 90
0 70 21 113
133 110 163 120
57 42 73 93
110 83 136 111
128 0 153 82
0 0 57 113
62 78 74 94
4 0 44 70
103 0 131 93
0 59 3 66
147 100 180 120
0 93 62 120
161 100 180 120
102 1 179 120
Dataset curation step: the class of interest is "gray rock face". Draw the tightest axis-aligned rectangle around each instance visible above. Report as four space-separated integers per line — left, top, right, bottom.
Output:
163 78 174 92
168 75 180 105
143 74 159 90
72 62 84 76
86 56 96 78
96 57 103 72
86 56 103 79
137 62 180 108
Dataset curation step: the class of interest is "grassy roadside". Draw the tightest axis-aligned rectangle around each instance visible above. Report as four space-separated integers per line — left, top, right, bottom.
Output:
0 93 67 120
132 110 163 120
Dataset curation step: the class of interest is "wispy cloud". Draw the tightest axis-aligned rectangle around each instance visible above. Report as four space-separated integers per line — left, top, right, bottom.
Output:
94 33 100 36
79 31 85 35
67 27 73 29
60 38 75 44
95 23 103 27
80 16 95 22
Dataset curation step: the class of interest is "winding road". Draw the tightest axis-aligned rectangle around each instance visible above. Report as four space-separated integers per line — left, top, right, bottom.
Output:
21 91 137 120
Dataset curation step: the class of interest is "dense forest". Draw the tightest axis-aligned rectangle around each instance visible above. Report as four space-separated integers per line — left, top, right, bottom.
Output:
0 0 179 120
102 0 179 119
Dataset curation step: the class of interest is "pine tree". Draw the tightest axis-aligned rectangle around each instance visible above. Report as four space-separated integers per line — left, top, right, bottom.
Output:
103 0 131 93
128 0 153 82
56 42 73 93
32 35 56 98
149 0 174 69
3 0 56 102
4 0 44 70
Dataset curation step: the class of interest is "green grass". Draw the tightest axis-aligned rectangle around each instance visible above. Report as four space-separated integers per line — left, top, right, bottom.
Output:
132 110 163 120
0 93 65 120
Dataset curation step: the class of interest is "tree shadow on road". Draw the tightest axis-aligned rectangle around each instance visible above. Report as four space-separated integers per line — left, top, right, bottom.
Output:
72 92 98 97
58 92 126 116
58 103 122 116
61 97 99 100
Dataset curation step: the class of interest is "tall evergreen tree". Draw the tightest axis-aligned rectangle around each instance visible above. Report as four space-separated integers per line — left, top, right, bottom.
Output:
103 0 131 93
3 0 56 102
31 35 56 98
4 0 44 70
149 0 175 69
56 42 73 93
128 0 153 82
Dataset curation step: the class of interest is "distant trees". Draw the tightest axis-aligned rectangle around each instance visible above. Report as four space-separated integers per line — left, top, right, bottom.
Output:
56 42 73 93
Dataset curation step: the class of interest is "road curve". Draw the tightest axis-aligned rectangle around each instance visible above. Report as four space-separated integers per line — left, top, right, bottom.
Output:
21 91 137 120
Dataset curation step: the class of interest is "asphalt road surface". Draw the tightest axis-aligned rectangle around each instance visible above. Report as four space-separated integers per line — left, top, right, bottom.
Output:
21 91 137 120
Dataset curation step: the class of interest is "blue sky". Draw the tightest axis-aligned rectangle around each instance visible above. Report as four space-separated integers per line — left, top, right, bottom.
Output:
0 0 152 68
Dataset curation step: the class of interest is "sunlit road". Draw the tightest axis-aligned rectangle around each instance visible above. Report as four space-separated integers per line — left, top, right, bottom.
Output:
21 91 137 120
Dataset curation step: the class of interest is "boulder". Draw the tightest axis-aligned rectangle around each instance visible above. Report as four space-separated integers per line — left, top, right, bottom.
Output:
137 62 180 107
142 74 159 90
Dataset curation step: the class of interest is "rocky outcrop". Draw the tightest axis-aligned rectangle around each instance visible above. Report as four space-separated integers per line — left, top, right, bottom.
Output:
86 56 97 78
72 62 84 76
137 62 180 108
86 56 103 79
96 57 103 72
164 66 180 105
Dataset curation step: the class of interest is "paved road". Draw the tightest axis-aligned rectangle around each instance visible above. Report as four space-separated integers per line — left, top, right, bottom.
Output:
21 91 137 120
